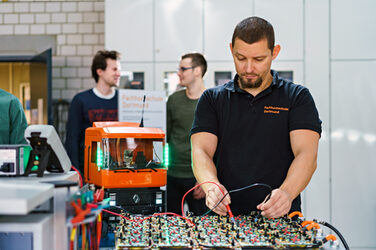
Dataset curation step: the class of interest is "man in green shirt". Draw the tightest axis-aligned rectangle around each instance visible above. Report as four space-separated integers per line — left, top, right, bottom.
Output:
166 53 207 215
0 89 28 144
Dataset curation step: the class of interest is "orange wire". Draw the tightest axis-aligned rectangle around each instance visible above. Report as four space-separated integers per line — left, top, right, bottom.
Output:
307 222 320 230
288 211 303 218
301 220 313 227
325 234 337 241
81 224 86 250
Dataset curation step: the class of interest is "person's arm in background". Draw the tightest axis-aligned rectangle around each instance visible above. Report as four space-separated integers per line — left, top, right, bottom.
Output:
65 96 83 169
257 130 320 218
191 132 231 215
9 96 28 144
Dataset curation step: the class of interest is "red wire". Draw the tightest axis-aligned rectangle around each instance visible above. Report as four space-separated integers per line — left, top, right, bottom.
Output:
71 165 83 188
97 213 102 247
181 181 226 216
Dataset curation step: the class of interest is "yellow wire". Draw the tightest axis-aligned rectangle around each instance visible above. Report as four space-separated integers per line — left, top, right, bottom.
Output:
70 226 77 241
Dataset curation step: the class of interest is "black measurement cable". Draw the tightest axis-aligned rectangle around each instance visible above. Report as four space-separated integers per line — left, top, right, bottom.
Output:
201 183 273 216
317 220 349 250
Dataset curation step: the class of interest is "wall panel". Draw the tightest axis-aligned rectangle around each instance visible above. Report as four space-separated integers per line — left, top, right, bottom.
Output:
331 0 376 59
203 0 253 61
331 61 376 248
155 0 203 61
105 0 154 62
303 0 330 222
254 0 303 60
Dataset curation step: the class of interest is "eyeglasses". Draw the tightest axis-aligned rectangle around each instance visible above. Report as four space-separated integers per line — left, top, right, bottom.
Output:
177 66 195 72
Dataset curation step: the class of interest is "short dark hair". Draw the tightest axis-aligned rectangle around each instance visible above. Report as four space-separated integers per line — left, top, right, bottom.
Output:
91 50 120 83
231 16 275 51
181 53 207 77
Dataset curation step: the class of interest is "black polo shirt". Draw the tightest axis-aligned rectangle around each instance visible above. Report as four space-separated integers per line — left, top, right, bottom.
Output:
191 70 322 215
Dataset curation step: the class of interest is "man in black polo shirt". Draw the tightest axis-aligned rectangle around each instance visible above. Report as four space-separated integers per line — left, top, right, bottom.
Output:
190 16 321 218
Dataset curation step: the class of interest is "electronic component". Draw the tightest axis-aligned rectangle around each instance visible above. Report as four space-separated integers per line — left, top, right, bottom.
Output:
24 125 72 177
114 211 333 249
0 144 31 176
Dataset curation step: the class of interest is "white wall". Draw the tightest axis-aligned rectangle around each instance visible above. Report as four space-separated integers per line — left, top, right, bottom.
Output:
106 0 376 249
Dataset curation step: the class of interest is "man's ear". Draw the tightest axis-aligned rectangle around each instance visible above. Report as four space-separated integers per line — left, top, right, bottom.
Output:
193 66 202 78
272 45 281 60
96 68 102 77
229 43 233 54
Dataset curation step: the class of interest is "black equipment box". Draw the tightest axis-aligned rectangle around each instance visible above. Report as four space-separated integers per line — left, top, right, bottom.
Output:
105 187 166 215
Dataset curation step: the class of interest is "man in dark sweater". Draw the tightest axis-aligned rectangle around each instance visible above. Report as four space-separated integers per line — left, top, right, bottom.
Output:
166 53 207 215
65 50 121 173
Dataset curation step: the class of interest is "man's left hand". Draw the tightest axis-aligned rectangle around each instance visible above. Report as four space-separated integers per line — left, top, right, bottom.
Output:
256 189 292 218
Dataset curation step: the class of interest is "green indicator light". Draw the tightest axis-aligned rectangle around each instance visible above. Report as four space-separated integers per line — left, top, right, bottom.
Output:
35 155 39 160
163 144 169 168
32 166 38 171
23 146 32 170
96 142 103 169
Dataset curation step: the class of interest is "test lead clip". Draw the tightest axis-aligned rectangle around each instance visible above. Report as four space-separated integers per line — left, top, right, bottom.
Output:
226 205 236 224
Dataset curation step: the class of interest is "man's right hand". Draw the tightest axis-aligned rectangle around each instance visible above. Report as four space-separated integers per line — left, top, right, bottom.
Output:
205 183 231 216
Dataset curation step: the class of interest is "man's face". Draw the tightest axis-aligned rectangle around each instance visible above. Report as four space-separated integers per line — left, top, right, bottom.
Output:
98 59 121 87
230 38 279 89
177 58 196 87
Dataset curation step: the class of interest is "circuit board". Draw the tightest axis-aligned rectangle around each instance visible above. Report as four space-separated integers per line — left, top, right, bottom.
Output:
115 211 324 249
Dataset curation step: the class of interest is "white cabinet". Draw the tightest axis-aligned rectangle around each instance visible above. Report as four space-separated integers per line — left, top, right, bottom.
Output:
155 62 180 96
271 61 303 84
154 0 203 61
105 0 154 62
120 62 154 90
204 0 253 61
205 62 236 89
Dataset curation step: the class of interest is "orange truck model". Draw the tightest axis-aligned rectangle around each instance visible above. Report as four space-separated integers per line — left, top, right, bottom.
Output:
84 122 168 188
